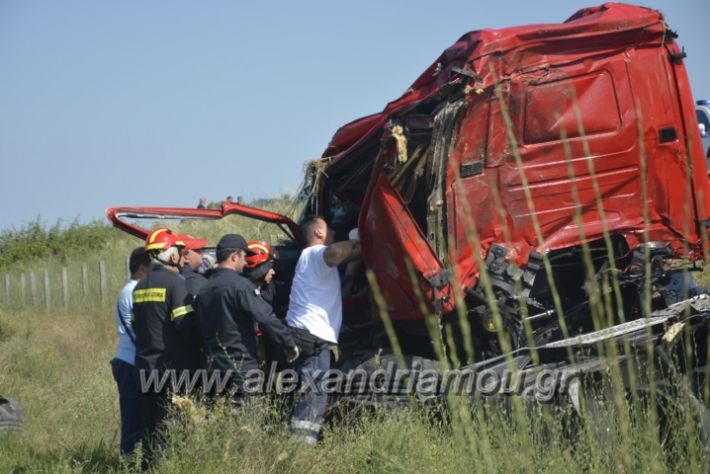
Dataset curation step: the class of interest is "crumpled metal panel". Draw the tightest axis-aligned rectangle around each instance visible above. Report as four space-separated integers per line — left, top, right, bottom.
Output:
321 3 710 319
360 171 455 320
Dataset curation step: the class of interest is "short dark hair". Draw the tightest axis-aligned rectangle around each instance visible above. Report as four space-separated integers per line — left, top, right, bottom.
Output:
301 215 326 244
129 247 150 275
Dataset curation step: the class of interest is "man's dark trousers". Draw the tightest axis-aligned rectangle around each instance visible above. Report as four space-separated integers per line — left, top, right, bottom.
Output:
110 358 140 456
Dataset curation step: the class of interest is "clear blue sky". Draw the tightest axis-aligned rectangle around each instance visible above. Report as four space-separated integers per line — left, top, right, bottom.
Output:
1 0 708 231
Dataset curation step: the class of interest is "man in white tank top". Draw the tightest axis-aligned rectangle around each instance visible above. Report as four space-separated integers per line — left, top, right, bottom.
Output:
286 216 360 444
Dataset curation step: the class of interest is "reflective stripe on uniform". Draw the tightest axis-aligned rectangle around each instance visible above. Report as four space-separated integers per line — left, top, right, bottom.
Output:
171 304 193 320
133 288 167 303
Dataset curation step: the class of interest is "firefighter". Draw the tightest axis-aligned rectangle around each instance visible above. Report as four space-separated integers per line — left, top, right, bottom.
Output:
178 233 209 298
196 234 298 402
242 240 277 304
243 240 281 370
132 227 202 464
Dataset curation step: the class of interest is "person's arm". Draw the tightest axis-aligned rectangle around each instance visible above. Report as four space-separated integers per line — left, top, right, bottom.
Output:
341 258 364 297
117 290 136 340
323 239 361 267
237 288 297 351
170 283 201 347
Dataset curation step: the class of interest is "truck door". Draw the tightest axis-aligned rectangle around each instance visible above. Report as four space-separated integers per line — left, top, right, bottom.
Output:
106 202 301 318
359 170 455 321
627 42 710 242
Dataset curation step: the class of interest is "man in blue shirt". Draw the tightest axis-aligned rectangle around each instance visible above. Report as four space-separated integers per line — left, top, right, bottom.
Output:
111 247 151 458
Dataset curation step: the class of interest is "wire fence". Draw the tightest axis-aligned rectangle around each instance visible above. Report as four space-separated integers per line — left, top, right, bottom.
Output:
1 257 132 310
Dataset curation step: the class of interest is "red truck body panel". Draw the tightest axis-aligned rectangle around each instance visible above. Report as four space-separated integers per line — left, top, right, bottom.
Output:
312 3 710 322
108 3 710 329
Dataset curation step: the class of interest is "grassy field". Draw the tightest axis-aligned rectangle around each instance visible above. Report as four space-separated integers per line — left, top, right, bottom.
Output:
1 200 709 472
0 307 708 473
0 265 709 472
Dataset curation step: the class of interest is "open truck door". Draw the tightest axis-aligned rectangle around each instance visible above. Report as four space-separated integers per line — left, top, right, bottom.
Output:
360 171 456 322
106 202 301 319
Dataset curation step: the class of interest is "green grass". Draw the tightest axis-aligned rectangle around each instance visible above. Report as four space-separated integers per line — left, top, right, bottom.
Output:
1 288 708 472
0 304 120 472
0 194 707 472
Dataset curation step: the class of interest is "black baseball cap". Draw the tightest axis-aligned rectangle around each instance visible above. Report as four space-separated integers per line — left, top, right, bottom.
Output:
216 234 257 256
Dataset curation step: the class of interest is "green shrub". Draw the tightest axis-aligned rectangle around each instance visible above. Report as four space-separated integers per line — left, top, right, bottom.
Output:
0 219 116 269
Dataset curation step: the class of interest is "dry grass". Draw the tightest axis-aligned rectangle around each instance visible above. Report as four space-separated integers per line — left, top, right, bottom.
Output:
0 283 708 473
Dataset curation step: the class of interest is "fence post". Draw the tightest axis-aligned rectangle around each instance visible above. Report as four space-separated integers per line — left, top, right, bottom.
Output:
61 267 69 308
20 273 26 303
30 272 38 306
43 269 50 308
99 261 107 302
4 274 9 304
82 264 89 298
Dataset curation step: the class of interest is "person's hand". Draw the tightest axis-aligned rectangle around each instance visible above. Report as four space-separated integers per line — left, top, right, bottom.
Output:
285 345 300 364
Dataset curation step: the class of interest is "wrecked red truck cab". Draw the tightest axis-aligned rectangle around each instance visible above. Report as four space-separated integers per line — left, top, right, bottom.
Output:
296 2 710 355
108 3 710 366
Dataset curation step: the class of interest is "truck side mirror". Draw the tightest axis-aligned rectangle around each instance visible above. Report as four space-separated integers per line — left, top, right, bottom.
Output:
701 123 707 138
